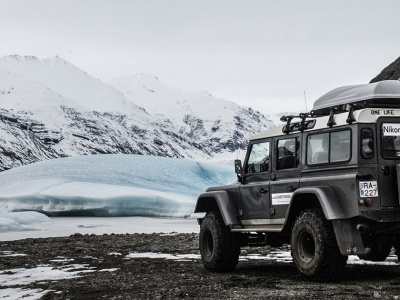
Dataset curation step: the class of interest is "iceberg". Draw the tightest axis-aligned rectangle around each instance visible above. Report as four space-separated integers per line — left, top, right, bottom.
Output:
0 154 236 217
0 211 50 232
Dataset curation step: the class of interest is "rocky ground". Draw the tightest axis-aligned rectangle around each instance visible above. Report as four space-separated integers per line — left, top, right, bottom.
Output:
1 233 400 299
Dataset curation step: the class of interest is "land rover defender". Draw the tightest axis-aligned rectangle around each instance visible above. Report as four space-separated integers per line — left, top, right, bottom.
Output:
195 80 400 281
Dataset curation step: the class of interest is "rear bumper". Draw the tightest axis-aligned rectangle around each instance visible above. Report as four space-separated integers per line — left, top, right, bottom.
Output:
361 209 400 223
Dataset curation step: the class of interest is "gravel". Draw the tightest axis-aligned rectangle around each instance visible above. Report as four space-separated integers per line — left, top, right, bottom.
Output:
1 233 400 299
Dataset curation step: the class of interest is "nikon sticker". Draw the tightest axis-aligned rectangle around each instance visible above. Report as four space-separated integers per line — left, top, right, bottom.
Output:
383 123 400 136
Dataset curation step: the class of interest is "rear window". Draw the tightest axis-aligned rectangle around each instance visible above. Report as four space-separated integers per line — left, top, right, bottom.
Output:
382 123 400 159
361 128 374 159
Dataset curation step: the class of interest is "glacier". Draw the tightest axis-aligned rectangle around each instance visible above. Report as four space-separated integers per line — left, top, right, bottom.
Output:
0 154 236 218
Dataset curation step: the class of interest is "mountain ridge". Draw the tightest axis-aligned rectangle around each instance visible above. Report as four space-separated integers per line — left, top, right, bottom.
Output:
0 55 276 171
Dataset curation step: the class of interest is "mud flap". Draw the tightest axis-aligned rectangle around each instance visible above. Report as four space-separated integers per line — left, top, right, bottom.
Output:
332 219 365 255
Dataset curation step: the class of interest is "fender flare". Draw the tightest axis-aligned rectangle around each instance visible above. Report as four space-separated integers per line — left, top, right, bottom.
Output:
194 191 241 226
286 186 365 255
286 186 346 223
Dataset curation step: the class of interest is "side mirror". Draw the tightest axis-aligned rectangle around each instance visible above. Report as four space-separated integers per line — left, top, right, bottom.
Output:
234 159 243 182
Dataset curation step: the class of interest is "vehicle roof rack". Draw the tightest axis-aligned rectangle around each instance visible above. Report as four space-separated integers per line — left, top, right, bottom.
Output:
311 80 400 116
280 113 316 134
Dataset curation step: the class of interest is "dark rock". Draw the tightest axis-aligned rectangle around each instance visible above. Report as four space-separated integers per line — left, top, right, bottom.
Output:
371 56 400 83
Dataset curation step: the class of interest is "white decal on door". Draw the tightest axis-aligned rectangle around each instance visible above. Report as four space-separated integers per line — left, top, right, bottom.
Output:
271 193 293 205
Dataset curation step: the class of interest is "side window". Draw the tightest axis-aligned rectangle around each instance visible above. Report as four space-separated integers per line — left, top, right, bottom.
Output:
331 131 351 162
361 128 374 159
246 141 270 174
276 137 298 170
307 133 329 164
307 130 351 165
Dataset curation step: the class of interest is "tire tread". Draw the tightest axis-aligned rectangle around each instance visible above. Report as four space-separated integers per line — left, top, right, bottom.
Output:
291 208 347 281
200 211 240 272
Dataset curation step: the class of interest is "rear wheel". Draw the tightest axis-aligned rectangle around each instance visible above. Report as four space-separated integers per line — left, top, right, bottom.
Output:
393 235 400 261
291 209 347 281
199 211 240 272
358 235 393 262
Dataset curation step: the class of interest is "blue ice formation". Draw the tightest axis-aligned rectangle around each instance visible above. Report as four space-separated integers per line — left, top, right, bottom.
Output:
0 154 236 217
0 211 50 232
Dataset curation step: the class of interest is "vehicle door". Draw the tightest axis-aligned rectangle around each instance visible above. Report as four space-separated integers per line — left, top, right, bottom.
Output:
270 135 301 221
240 139 271 221
378 118 400 207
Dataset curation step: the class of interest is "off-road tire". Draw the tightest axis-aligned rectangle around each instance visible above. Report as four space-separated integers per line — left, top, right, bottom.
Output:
357 235 393 262
199 211 240 272
291 209 347 281
393 235 400 260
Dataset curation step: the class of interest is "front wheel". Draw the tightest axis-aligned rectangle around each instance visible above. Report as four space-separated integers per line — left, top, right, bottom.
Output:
291 209 347 281
199 211 240 272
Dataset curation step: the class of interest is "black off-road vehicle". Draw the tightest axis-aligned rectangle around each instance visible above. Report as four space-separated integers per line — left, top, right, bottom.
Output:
195 80 400 281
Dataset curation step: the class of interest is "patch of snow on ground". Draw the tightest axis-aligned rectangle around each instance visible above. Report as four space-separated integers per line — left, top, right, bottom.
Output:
0 262 117 300
125 251 399 266
239 251 293 264
126 252 201 261
348 255 399 265
0 288 52 300
0 251 27 257
0 264 95 287
48 257 74 263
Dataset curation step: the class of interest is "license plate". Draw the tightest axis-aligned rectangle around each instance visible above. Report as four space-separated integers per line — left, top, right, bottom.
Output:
359 181 378 197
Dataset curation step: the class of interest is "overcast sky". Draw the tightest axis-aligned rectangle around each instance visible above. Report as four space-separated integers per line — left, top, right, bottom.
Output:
1 0 400 113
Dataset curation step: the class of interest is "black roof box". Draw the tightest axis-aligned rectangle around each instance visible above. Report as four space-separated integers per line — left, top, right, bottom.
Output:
312 80 400 116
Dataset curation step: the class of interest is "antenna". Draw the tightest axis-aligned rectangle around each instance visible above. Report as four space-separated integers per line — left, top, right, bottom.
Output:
303 91 308 112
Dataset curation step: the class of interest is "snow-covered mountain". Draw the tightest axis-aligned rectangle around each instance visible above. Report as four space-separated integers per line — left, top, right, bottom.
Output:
0 55 276 171
109 74 275 154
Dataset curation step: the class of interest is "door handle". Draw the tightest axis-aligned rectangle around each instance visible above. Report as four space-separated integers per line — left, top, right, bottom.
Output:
258 188 268 195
